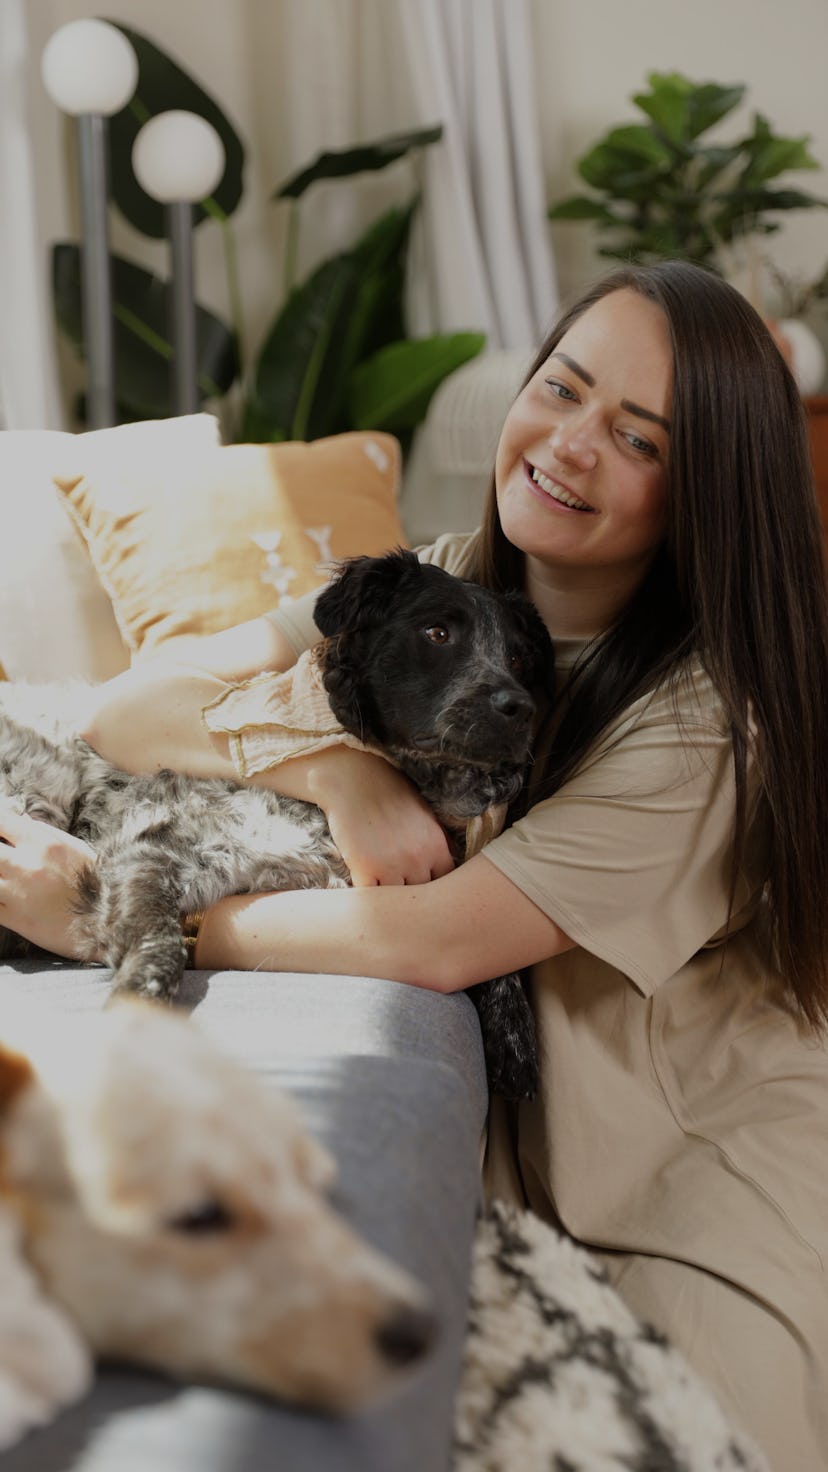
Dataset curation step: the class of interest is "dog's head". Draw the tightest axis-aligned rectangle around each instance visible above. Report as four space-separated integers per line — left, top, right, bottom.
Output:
314 550 554 817
0 1000 433 1428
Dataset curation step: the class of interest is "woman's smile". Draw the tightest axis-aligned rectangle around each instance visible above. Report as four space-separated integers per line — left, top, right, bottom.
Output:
523 458 597 514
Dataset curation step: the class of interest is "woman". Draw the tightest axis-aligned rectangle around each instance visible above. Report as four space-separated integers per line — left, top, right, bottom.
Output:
2 263 827 1467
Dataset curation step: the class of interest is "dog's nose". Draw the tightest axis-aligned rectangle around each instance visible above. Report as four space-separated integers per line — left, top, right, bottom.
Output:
490 686 534 721
375 1302 437 1366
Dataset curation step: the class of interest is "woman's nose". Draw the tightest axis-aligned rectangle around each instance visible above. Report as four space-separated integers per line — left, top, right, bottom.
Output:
549 415 598 470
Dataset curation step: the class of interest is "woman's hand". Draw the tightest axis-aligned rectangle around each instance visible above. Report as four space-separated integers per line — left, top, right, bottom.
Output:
0 806 97 957
271 746 455 887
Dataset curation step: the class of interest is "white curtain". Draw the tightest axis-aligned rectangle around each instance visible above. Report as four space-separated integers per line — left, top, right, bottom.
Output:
272 0 559 350
394 0 559 347
0 0 63 428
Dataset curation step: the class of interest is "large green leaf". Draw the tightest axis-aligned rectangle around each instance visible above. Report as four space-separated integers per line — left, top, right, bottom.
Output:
340 201 417 364
684 81 745 140
578 130 674 198
251 254 362 441
52 242 236 421
633 74 744 142
274 126 443 200
248 203 418 443
739 114 821 185
548 196 620 223
633 73 695 145
348 334 485 433
106 20 245 238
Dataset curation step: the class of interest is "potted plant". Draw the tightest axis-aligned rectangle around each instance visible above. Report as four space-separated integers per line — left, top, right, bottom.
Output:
548 71 827 391
548 71 826 277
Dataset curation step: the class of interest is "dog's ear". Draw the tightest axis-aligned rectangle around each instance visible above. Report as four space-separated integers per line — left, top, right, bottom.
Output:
0 1041 35 1118
313 549 421 637
502 592 556 692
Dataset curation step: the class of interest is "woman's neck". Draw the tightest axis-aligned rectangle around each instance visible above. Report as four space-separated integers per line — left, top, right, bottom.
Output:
524 556 642 640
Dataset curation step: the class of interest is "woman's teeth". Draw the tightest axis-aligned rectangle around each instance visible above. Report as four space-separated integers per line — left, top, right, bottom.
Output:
530 465 594 512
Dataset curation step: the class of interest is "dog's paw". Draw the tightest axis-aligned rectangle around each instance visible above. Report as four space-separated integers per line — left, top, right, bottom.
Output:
0 1221 93 1449
467 974 539 1102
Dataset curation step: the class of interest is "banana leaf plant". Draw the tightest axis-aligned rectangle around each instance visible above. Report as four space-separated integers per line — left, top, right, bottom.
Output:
245 179 484 444
51 22 484 441
549 71 827 270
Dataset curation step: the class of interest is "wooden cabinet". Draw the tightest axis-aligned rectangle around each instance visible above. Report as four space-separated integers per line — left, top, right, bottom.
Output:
806 396 828 553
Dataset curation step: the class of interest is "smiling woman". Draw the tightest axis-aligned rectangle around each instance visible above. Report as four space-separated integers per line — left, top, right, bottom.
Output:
4 261 828 1468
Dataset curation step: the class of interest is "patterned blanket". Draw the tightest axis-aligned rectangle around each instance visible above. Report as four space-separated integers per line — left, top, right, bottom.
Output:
454 1201 770 1472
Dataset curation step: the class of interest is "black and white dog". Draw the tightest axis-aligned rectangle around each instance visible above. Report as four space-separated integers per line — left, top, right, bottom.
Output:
0 551 553 1099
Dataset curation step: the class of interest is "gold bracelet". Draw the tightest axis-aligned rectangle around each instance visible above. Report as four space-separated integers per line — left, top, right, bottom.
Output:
181 910 205 969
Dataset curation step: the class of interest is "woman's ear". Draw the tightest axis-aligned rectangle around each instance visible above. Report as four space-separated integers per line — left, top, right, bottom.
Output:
313 549 420 637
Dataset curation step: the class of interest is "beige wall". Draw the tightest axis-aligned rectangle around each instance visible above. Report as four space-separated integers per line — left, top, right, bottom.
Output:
27 0 828 386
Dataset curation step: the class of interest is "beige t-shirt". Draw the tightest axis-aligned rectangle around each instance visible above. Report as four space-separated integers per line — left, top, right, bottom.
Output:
267 533 828 1349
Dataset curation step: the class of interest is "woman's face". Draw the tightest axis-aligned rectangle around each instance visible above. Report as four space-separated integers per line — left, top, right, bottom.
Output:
495 289 673 592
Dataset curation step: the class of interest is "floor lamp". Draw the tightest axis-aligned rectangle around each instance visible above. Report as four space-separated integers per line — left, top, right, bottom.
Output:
41 19 138 429
132 111 226 415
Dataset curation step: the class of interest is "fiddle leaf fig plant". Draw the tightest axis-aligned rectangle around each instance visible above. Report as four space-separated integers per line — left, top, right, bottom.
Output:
549 71 827 270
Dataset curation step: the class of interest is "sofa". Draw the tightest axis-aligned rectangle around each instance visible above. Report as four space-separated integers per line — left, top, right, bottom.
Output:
0 414 490 1472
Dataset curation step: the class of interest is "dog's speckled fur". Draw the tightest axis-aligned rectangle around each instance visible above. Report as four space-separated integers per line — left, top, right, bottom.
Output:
0 552 553 1099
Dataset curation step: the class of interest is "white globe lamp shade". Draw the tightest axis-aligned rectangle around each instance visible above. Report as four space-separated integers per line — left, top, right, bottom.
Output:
41 19 137 117
132 111 226 204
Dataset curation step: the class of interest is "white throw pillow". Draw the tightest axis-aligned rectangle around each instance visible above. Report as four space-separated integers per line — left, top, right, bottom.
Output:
0 415 222 683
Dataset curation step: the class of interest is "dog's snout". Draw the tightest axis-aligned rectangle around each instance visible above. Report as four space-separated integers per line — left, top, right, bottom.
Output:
490 686 534 722
375 1301 436 1367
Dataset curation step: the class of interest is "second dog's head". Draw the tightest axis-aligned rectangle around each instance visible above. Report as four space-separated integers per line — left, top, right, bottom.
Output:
314 550 554 817
0 999 434 1429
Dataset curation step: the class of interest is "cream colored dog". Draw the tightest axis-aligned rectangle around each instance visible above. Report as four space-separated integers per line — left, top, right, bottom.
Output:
0 998 433 1449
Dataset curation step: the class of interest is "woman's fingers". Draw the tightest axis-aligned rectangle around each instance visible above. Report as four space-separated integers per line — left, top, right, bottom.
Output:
0 810 96 957
323 765 454 888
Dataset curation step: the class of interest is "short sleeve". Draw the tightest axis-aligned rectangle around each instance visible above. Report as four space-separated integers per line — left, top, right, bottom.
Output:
482 668 751 996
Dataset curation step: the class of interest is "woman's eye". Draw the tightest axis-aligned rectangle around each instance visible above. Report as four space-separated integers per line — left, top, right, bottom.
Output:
544 377 578 402
166 1199 235 1235
424 625 450 645
623 431 658 457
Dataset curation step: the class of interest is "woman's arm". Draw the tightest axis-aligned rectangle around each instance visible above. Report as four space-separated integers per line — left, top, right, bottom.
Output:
78 613 299 778
191 851 575 993
77 615 454 887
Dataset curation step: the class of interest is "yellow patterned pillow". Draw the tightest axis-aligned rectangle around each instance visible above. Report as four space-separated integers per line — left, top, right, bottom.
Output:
56 433 406 659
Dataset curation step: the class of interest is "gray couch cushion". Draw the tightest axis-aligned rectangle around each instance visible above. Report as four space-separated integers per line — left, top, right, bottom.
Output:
0 964 488 1472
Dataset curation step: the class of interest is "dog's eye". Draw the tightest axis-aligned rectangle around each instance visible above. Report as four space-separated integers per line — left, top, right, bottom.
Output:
424 624 450 645
509 653 524 674
166 1199 235 1235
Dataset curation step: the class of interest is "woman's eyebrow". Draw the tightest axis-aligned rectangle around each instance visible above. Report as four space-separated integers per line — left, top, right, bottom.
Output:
550 352 671 434
621 400 671 433
551 352 594 386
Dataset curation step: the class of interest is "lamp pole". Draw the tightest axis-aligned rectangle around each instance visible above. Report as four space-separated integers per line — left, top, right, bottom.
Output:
41 19 138 428
132 111 225 416
77 114 115 426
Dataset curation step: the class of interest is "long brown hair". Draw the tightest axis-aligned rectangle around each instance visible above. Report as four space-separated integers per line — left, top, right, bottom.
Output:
469 261 828 1028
